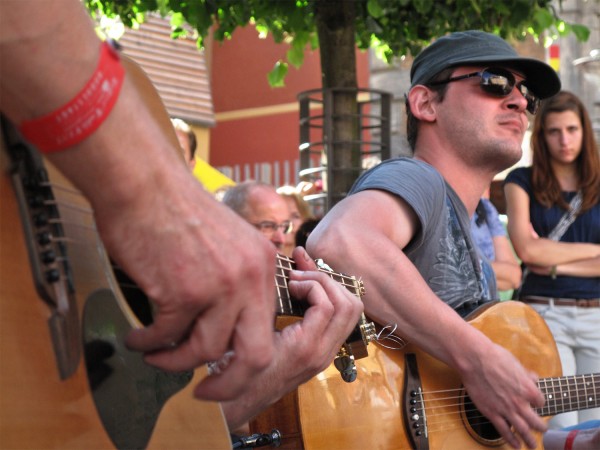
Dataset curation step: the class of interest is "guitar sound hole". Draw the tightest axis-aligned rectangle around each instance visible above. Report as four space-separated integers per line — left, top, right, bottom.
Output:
462 393 502 443
111 260 154 326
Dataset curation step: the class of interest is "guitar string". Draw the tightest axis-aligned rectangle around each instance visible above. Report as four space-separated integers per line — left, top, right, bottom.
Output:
403 377 599 428
407 398 515 434
276 255 406 347
416 379 599 410
276 255 364 290
399 391 503 435
390 385 553 436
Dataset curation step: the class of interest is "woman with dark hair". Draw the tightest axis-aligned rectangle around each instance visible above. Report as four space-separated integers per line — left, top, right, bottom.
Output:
504 91 600 429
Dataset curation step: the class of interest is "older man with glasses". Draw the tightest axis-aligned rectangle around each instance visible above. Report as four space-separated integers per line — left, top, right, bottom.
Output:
223 181 294 252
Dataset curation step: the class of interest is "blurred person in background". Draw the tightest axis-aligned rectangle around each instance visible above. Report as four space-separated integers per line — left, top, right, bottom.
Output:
470 192 522 298
277 184 315 257
171 117 197 170
224 181 292 253
504 90 600 429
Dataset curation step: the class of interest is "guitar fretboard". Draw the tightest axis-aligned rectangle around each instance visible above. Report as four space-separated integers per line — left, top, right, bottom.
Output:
274 254 364 317
537 373 599 416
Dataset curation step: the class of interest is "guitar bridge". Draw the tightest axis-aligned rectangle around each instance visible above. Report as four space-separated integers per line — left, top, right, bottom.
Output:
3 117 80 380
403 353 429 449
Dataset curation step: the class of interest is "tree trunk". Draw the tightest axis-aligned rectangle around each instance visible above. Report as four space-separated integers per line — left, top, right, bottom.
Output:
315 0 360 208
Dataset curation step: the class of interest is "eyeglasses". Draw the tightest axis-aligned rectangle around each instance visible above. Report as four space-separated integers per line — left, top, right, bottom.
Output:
428 67 540 115
252 220 293 235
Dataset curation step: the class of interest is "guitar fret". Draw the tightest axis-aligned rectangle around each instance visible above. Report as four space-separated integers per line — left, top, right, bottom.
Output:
275 256 296 316
539 378 549 416
565 376 573 413
537 373 600 417
582 374 599 409
274 254 364 317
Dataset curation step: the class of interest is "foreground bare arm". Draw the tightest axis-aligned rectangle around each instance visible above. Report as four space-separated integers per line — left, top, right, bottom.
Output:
0 0 276 401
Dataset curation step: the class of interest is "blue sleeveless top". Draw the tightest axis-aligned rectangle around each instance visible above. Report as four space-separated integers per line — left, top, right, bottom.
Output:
504 167 600 299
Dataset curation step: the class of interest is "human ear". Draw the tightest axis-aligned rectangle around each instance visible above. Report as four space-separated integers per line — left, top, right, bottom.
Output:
407 86 437 122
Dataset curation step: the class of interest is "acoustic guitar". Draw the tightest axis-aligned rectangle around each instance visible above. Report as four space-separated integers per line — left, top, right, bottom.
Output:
254 301 599 449
0 118 233 449
0 116 377 449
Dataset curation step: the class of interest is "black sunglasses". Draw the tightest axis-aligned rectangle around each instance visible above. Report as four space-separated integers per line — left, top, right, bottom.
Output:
428 67 540 114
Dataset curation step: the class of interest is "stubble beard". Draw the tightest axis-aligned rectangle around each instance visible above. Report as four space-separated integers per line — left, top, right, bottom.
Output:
487 139 522 171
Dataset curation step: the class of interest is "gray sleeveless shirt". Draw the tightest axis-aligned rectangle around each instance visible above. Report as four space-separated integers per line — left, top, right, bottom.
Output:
349 157 497 311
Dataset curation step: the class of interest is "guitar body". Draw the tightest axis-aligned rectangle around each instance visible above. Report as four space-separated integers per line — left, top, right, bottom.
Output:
0 127 230 449
0 147 114 448
295 301 561 450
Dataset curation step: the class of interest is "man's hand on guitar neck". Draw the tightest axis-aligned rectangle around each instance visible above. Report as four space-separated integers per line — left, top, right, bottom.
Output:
1 0 277 402
221 247 364 430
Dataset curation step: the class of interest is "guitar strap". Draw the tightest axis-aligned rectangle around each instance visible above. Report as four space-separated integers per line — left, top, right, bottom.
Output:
513 191 583 299
444 181 496 306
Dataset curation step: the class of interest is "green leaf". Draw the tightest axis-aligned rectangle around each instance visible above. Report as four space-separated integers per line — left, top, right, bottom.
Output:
571 24 590 42
170 26 182 38
255 23 269 36
367 0 384 19
557 21 570 36
467 0 481 16
533 7 554 30
170 12 185 28
287 41 305 68
413 0 433 15
309 32 319 50
267 61 288 87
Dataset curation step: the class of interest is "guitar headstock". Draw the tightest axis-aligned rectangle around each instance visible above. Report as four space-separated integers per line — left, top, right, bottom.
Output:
314 259 376 382
274 253 376 379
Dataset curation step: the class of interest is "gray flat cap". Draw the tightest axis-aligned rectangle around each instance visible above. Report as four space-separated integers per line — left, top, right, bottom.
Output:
410 30 561 99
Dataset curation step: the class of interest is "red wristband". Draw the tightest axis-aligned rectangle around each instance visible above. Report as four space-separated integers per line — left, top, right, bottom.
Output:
564 429 579 450
19 40 125 153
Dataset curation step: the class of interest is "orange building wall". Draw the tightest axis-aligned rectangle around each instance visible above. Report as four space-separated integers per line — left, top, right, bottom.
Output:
209 25 370 175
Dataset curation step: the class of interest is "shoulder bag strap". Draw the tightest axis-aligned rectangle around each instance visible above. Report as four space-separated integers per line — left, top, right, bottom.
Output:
514 191 583 299
547 191 583 241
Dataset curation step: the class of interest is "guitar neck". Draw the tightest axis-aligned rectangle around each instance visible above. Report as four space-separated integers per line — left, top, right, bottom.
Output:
274 253 374 365
274 254 364 317
537 373 599 416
